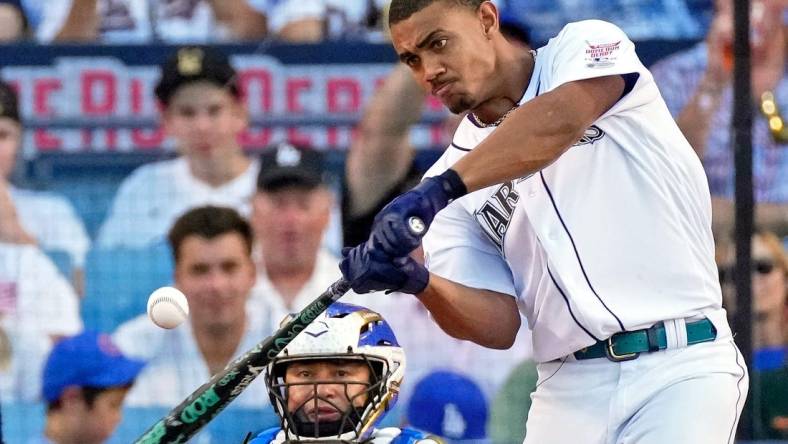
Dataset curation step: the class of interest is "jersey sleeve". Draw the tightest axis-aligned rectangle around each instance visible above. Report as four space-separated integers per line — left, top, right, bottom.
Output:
545 20 643 90
422 198 516 298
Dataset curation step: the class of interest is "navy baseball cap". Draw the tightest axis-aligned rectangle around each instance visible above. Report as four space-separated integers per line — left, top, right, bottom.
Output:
406 370 489 443
42 331 145 403
257 143 326 191
155 46 240 106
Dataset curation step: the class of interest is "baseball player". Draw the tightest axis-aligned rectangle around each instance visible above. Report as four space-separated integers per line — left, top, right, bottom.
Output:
339 1 749 443
246 302 441 444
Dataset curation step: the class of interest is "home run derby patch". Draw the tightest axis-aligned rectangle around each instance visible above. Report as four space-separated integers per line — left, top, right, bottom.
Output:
585 40 620 68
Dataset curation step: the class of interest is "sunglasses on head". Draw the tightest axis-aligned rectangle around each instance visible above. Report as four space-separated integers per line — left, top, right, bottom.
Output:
718 259 776 282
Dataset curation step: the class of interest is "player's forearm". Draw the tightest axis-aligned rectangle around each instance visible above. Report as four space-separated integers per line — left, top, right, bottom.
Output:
416 273 521 349
452 75 625 193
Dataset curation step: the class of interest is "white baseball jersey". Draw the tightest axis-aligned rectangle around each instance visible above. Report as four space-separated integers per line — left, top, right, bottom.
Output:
97 157 259 249
11 186 90 268
0 243 82 402
422 20 724 363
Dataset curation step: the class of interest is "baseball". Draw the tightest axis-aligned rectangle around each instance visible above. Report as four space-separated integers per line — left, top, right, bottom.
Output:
147 286 189 329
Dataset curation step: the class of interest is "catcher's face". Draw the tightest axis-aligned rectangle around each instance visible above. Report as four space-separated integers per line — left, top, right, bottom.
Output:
285 360 372 423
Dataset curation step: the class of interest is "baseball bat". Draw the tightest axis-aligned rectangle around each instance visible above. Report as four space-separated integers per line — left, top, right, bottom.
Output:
133 216 426 444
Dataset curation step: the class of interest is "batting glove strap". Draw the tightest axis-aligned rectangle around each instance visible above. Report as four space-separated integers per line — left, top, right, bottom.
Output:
369 168 467 258
339 246 429 295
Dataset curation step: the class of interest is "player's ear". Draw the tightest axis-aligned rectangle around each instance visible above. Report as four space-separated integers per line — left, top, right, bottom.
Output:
479 1 499 38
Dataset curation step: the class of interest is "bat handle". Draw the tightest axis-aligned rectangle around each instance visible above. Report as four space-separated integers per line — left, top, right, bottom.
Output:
407 216 426 237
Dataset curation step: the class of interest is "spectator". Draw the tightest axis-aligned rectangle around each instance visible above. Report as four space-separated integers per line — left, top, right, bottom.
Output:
40 331 144 444
112 206 271 408
35 0 266 43
0 242 82 402
651 0 788 238
0 80 90 292
97 47 260 249
405 370 489 444
717 231 788 439
250 143 339 328
0 0 28 41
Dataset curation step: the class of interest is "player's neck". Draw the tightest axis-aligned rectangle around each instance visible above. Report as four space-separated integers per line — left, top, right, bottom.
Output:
471 46 535 125
185 148 250 187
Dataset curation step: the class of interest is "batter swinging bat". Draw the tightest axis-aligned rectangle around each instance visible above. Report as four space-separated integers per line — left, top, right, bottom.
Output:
133 216 426 444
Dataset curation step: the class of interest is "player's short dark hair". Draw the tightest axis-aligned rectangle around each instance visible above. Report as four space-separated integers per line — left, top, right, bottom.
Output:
46 384 132 413
168 206 253 263
388 0 484 26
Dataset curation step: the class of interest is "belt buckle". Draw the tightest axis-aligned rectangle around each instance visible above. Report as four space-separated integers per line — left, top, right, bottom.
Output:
605 333 639 362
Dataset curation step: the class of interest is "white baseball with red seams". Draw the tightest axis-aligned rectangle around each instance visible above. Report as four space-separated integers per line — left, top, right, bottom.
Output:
147 287 189 329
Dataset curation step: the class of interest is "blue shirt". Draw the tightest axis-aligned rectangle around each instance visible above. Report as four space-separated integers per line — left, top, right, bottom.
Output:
249 426 438 444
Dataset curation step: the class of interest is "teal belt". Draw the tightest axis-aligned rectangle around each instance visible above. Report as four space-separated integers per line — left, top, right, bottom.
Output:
573 318 717 362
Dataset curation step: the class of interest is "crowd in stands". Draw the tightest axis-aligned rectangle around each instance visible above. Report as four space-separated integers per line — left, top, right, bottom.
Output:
0 0 785 443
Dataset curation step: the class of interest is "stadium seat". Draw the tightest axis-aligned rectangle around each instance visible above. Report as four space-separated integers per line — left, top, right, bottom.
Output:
82 242 174 333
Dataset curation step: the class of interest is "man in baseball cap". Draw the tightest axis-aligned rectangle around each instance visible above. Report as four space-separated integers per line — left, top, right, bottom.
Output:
154 46 240 105
250 143 341 331
97 45 258 250
41 331 144 444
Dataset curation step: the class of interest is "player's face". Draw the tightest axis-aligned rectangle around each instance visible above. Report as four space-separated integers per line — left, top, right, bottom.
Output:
175 232 255 331
391 1 498 114
0 117 21 179
74 387 130 444
285 360 372 423
252 186 332 272
163 81 248 159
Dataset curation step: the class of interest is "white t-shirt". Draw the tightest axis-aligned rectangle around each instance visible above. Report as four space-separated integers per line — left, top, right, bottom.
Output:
11 186 90 268
36 0 232 43
0 243 82 402
112 298 273 408
97 157 260 249
422 20 723 363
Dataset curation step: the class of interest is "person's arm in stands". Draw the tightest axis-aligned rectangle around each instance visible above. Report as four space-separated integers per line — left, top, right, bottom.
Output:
52 0 100 42
345 64 426 218
208 0 267 40
672 11 730 158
